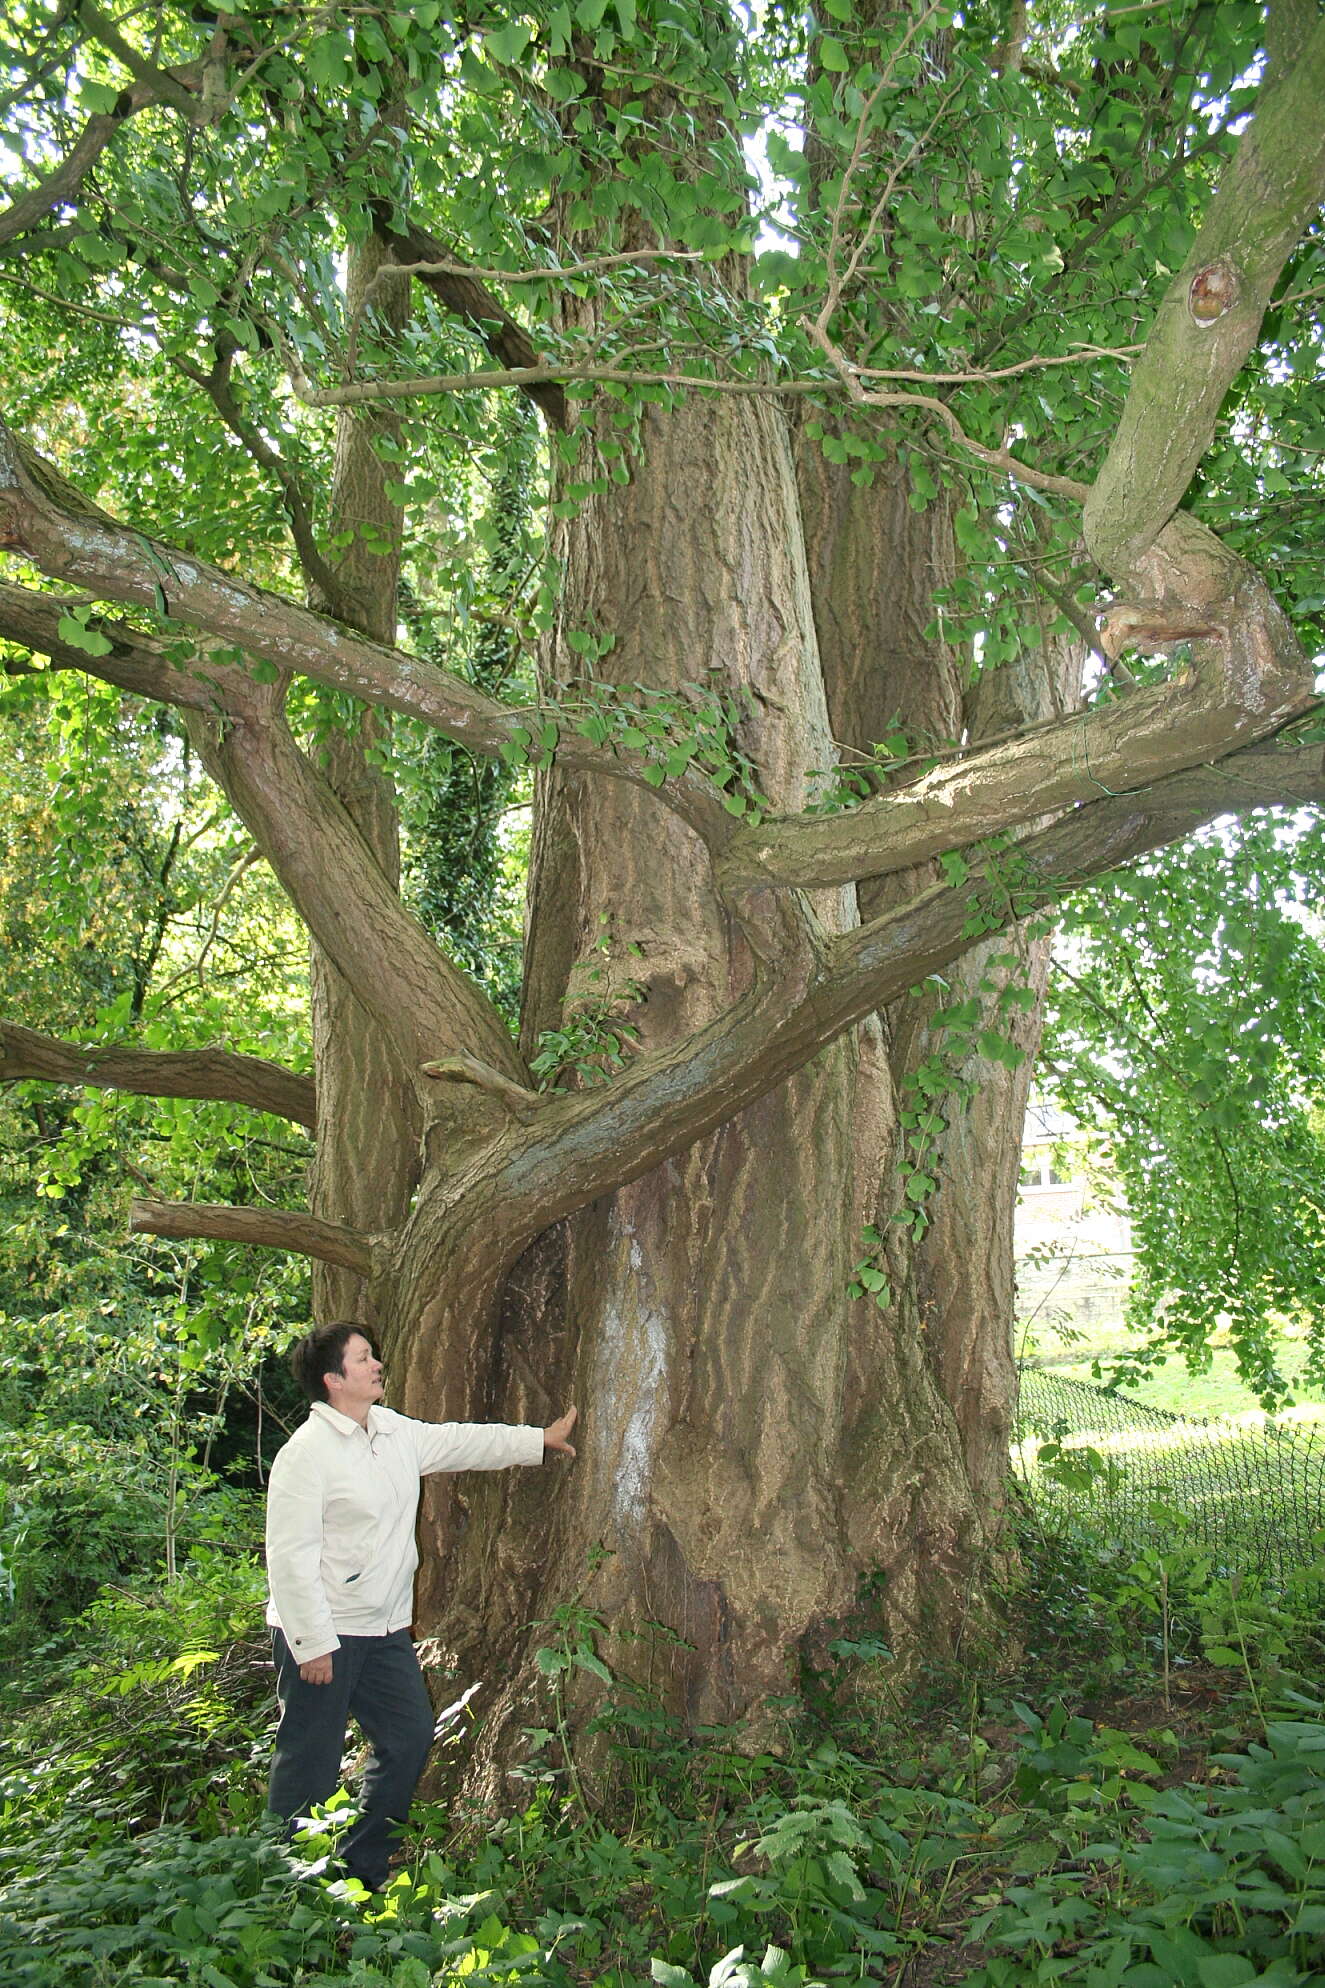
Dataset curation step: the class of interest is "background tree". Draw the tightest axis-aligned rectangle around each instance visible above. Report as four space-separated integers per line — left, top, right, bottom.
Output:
1 0 1324 1748
0 665 311 1651
1042 811 1325 1402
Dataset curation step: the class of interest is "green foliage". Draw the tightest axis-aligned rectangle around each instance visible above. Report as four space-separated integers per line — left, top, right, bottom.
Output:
530 916 644 1090
538 676 769 819
0 1288 258 1638
4 1488 1325 1988
964 1716 1325 1987
1045 816 1325 1400
530 990 643 1090
803 724 949 818
7 0 1296 843
1015 1442 1325 1717
0 1822 496 1988
846 1223 891 1311
0 662 312 1249
0 662 307 1659
0 1549 270 1852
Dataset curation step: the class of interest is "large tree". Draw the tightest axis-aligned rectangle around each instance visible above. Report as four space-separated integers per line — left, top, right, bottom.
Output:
2 0 1324 1744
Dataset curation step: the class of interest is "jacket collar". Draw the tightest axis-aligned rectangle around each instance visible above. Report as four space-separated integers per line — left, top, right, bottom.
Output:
310 1401 392 1438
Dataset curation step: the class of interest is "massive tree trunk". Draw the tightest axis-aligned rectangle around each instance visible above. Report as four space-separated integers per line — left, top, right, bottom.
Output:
798 440 1035 1629
405 401 1047 1741
413 386 879 1728
401 42 1017 1732
801 438 1084 1519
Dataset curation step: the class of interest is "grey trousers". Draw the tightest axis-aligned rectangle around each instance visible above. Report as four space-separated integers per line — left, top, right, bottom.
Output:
268 1628 434 1889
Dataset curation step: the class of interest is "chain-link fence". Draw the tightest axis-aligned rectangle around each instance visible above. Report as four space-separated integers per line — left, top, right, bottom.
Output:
1015 1367 1325 1583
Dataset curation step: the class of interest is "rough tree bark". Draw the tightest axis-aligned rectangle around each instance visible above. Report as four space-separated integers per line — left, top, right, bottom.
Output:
796 433 1078 1572
446 381 883 1732
302 237 419 1332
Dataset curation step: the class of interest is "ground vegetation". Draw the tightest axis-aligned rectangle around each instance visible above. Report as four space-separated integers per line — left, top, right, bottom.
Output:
4 1492 1325 1987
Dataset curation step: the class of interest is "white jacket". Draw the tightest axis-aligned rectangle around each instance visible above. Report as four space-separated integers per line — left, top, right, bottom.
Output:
264 1402 544 1661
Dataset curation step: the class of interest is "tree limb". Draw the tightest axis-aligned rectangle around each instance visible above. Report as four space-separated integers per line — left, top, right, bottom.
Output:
463 735 1325 1239
374 213 568 430
0 426 733 850
0 62 205 249
803 320 1091 501
0 580 259 714
129 1197 373 1272
0 579 527 1090
192 698 528 1087
172 348 347 608
0 425 518 735
718 581 1316 892
0 1023 316 1129
75 3 205 119
1084 11 1325 578
420 1053 549 1123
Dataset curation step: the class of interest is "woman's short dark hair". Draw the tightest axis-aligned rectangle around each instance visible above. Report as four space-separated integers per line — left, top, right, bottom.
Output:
289 1322 379 1403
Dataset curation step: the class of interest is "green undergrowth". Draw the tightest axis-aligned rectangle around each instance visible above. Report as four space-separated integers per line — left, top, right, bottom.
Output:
5 1525 1325 1987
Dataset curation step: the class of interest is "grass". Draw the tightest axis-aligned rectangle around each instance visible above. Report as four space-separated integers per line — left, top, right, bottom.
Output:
1016 1357 1325 1589
1021 1327 1325 1424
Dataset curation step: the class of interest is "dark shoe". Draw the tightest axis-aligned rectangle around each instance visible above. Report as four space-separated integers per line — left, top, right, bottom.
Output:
337 1861 387 1894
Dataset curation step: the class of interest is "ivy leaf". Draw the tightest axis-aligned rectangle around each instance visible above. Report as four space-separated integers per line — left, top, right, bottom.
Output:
977 1030 1025 1070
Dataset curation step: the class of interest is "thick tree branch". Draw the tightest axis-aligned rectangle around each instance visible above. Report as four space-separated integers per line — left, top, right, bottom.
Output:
374 214 568 430
463 735 1325 1241
0 62 204 249
0 422 503 732
0 579 526 1090
129 1197 373 1273
1084 12 1325 578
0 425 732 849
75 4 204 119
719 562 1316 892
1019 737 1325 882
0 1023 316 1128
193 700 528 1086
0 580 259 713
